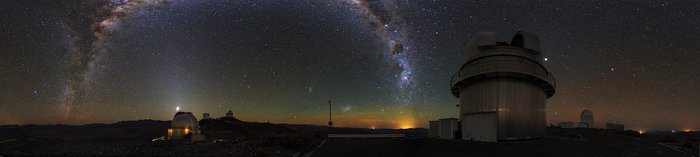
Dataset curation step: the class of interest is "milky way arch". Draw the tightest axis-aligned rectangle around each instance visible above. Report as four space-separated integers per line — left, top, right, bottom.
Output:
61 0 172 117
59 0 416 118
342 0 416 103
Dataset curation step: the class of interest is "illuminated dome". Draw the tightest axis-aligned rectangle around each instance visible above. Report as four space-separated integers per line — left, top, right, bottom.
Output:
168 111 201 141
172 112 199 129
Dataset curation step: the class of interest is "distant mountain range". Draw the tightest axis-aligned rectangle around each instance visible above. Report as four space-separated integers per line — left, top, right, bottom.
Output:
0 118 428 142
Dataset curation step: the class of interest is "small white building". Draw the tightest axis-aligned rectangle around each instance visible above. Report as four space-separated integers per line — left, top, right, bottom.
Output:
605 119 624 130
429 120 439 138
439 118 459 139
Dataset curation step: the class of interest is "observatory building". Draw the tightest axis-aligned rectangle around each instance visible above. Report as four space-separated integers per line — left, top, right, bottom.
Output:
605 119 624 130
579 109 594 128
451 31 556 142
429 120 439 138
226 110 234 117
438 118 459 139
168 111 205 142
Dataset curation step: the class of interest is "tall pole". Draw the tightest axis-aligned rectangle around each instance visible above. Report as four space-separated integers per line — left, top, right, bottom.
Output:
328 99 333 127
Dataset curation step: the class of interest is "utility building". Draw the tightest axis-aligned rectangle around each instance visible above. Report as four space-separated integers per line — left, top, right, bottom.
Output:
451 31 556 142
429 120 440 138
605 119 624 130
439 118 459 139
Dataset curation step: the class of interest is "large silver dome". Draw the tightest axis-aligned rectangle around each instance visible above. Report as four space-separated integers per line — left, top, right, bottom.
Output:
172 112 199 129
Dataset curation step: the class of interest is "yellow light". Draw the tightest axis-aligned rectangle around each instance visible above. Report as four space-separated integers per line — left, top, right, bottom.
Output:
638 130 645 134
683 129 693 133
399 123 414 129
397 119 415 129
185 128 189 134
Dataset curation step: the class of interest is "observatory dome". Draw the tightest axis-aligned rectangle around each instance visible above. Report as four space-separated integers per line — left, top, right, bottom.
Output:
451 31 556 142
580 110 593 120
172 112 199 129
579 109 594 128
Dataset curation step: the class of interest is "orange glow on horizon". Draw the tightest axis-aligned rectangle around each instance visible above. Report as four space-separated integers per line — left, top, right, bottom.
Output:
397 119 416 129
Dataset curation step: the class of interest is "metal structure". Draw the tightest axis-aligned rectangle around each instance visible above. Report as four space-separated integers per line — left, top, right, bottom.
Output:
451 31 556 142
328 99 333 127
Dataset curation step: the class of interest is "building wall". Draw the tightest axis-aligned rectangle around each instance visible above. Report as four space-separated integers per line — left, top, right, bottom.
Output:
578 122 592 128
168 128 189 140
439 119 458 139
462 112 497 142
580 111 594 128
459 78 546 140
605 123 624 130
429 121 440 138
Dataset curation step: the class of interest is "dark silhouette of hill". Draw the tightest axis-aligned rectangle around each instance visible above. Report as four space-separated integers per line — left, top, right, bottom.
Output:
0 119 321 156
0 119 425 142
0 118 306 142
279 124 428 137
0 120 170 141
199 117 296 139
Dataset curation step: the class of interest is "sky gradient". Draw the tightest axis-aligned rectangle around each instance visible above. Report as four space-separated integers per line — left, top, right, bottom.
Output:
0 0 698 131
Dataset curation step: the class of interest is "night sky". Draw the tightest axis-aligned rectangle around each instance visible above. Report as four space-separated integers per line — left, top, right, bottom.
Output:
1 0 698 130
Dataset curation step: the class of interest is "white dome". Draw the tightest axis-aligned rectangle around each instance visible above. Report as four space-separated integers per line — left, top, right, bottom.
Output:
580 110 593 119
580 109 594 127
172 112 199 129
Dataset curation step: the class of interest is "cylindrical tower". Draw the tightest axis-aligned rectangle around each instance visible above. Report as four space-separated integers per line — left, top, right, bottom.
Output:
451 31 556 142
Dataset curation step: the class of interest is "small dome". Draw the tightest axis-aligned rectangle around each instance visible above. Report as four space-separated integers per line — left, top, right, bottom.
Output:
172 112 199 129
226 110 234 117
579 109 594 127
580 110 593 117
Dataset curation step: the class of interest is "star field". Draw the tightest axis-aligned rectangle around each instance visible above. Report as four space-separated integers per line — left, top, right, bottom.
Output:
0 0 699 130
